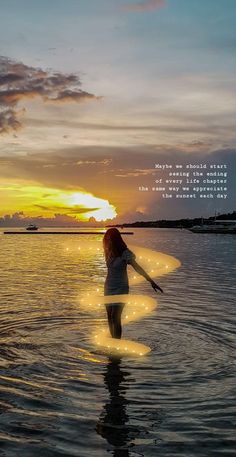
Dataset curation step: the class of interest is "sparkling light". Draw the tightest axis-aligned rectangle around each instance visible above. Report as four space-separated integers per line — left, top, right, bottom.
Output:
76 241 181 357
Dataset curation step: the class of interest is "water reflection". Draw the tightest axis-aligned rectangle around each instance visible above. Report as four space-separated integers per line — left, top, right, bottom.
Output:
0 229 235 455
96 356 133 457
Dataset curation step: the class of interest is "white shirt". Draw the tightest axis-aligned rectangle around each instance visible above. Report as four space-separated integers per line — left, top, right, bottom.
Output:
104 248 136 296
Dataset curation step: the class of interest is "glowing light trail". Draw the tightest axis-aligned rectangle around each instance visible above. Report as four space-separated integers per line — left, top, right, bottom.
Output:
71 241 181 357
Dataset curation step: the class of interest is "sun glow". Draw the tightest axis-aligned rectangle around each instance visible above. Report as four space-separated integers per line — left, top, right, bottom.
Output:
0 182 117 222
69 192 117 221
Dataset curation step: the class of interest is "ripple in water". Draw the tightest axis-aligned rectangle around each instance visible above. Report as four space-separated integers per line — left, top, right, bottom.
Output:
0 228 235 456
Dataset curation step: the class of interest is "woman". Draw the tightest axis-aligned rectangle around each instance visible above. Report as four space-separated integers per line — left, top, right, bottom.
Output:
103 228 163 339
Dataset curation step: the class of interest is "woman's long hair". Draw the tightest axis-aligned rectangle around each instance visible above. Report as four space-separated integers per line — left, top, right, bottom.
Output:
103 228 127 265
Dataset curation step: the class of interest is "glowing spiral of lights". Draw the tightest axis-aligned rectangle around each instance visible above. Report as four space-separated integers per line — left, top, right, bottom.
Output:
70 241 181 358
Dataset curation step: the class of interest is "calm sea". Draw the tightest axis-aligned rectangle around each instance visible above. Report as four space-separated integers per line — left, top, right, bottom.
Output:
0 227 235 457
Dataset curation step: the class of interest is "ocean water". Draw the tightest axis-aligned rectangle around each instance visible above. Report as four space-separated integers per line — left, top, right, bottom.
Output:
0 227 235 457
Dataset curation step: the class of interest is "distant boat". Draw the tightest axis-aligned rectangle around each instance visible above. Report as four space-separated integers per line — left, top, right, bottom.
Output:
188 220 236 234
26 224 39 231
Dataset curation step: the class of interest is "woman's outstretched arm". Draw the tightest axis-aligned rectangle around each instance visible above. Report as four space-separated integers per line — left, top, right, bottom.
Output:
130 259 163 293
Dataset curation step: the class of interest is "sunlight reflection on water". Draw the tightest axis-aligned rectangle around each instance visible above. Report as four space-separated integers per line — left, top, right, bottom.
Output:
0 227 235 456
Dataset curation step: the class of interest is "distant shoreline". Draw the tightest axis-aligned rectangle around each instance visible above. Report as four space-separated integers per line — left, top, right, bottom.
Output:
106 211 236 229
0 211 235 230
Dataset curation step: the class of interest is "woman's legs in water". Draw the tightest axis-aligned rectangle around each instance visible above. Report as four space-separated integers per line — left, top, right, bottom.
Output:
106 303 125 339
112 304 125 339
106 306 114 337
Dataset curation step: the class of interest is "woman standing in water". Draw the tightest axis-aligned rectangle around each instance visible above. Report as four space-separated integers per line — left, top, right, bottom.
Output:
103 228 163 339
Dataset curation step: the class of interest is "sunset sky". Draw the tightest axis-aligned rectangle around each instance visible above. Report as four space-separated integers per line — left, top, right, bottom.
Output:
0 0 236 224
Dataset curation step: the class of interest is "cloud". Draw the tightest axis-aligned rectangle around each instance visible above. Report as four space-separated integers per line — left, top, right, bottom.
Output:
0 211 105 227
0 56 100 134
122 0 166 13
0 108 21 134
0 145 235 220
34 204 99 214
49 89 100 104
76 159 112 166
114 168 155 177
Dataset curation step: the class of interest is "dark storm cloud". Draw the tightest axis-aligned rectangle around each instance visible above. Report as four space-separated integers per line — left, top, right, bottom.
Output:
0 56 100 134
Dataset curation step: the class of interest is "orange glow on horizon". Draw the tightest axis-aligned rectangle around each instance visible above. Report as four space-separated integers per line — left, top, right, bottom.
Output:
0 182 117 222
